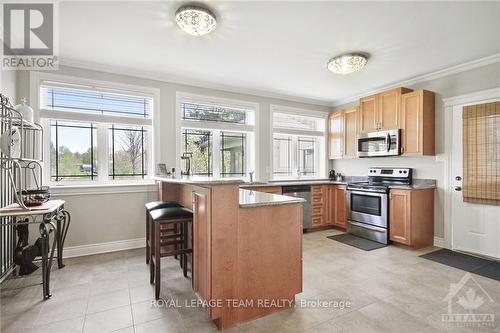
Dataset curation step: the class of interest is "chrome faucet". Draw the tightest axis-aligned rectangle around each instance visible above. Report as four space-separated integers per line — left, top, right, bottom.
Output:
249 171 255 183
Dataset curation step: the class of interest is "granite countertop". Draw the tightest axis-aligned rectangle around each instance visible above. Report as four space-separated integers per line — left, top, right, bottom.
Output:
153 176 244 185
387 179 437 190
239 189 305 208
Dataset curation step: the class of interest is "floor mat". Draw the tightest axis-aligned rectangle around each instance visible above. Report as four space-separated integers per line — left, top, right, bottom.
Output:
327 233 386 251
420 249 500 281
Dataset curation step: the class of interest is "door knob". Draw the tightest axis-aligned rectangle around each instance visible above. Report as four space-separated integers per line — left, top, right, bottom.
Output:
454 186 462 191
455 176 462 181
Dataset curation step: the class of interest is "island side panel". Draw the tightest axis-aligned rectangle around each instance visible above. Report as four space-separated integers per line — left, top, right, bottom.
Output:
210 185 240 328
236 203 303 324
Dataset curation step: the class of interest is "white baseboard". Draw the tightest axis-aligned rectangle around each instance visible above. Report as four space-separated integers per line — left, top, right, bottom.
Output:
433 237 446 248
61 238 146 259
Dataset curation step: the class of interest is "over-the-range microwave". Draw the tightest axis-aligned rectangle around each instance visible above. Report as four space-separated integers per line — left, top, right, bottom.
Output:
357 129 400 158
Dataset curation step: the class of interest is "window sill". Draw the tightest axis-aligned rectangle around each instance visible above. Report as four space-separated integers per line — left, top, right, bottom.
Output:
48 182 157 196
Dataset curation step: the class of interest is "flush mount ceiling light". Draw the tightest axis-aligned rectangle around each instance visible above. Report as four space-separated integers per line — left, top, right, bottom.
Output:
175 5 217 36
327 53 368 74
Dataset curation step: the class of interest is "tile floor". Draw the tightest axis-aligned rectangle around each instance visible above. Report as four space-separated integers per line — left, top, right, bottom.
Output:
1 229 499 333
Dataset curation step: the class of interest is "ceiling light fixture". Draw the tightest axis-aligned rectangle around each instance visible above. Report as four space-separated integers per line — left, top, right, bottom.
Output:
175 5 217 36
327 53 368 74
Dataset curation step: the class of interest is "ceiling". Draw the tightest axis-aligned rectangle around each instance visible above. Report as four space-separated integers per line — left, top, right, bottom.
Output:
59 1 500 105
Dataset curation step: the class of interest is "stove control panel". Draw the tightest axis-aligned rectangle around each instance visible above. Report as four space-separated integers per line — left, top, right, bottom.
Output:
368 168 411 178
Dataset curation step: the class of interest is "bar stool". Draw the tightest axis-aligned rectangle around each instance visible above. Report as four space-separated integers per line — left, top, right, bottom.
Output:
145 201 182 264
149 207 193 300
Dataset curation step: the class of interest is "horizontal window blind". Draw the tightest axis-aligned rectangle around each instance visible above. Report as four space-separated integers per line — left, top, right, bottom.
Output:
463 101 500 206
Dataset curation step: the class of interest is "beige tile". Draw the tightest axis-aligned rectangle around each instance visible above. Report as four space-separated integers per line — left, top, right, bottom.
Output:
134 314 186 333
83 305 133 333
0 304 41 333
87 289 130 314
32 317 84 333
131 299 176 325
37 297 88 326
90 277 129 296
129 285 156 304
326 309 387 333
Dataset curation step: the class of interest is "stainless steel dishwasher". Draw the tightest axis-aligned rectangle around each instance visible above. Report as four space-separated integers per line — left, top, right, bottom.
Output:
282 185 311 231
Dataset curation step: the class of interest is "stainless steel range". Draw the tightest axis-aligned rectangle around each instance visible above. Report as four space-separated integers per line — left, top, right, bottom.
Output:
347 167 412 244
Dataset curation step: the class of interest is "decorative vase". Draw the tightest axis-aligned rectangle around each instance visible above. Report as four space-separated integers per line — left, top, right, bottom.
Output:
14 98 34 123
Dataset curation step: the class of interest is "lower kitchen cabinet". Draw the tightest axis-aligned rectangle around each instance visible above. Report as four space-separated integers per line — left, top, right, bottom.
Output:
311 185 326 227
333 185 347 229
389 188 434 248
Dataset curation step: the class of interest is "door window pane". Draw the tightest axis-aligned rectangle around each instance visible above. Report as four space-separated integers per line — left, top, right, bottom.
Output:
109 125 147 180
298 137 316 175
221 132 245 177
273 112 325 131
50 121 97 181
182 129 212 176
273 135 292 176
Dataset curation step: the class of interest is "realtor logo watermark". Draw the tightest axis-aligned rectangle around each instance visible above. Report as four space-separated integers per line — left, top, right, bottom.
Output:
442 273 496 328
1 2 58 70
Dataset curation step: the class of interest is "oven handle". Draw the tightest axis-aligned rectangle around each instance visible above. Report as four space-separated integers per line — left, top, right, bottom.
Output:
347 190 387 197
349 221 386 232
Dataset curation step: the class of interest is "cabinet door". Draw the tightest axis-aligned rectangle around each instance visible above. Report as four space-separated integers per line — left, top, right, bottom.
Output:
192 186 212 315
378 88 401 130
328 112 343 159
334 186 347 228
401 91 421 155
343 107 358 158
325 185 336 225
359 95 378 133
389 190 411 245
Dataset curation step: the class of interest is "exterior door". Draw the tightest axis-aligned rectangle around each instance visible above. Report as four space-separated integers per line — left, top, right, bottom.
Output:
451 101 500 259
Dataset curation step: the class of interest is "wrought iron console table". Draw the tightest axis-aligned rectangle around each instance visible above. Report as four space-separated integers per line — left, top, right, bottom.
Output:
0 200 70 299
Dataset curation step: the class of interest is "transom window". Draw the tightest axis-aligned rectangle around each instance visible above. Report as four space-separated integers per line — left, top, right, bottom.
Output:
271 106 326 179
178 95 255 178
40 79 155 184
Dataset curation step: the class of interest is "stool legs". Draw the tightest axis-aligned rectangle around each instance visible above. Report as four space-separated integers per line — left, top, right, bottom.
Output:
154 222 161 300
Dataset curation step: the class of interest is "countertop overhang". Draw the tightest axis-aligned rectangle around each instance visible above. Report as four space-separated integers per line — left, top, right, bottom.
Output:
239 189 305 208
153 176 244 185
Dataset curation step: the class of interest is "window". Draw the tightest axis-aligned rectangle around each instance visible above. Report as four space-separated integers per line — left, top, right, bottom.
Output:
178 95 256 178
271 107 326 179
40 79 155 184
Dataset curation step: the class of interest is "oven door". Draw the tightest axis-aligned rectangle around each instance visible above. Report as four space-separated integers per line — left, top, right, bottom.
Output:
357 130 400 157
347 190 388 228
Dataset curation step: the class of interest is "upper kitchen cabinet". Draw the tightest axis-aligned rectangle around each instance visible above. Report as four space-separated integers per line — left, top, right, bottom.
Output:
378 87 413 130
343 107 358 158
359 87 412 132
328 107 358 159
401 90 435 156
328 112 343 159
359 94 378 133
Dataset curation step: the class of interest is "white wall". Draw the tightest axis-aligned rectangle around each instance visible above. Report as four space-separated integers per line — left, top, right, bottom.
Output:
22 65 330 249
0 70 17 102
331 62 500 238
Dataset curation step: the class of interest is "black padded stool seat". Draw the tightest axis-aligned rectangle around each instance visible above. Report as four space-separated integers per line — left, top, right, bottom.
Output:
150 207 193 221
145 201 183 265
145 201 182 211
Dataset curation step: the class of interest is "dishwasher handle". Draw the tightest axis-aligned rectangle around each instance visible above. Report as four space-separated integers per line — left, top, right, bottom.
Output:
282 185 311 193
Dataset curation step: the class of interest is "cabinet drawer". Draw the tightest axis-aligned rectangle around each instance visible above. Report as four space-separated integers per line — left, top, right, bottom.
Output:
311 216 323 226
311 186 323 194
311 195 323 205
311 205 323 216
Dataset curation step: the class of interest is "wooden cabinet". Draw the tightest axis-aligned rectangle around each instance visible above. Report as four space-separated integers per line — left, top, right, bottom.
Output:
359 95 378 133
328 112 343 159
359 87 412 132
333 185 347 228
328 107 358 160
401 90 435 156
389 189 434 248
310 185 325 227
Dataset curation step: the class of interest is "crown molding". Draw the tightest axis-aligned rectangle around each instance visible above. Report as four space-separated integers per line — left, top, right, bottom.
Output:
58 58 332 107
331 53 500 107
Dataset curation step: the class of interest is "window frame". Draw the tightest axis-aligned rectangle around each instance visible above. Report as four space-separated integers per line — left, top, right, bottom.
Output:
33 72 159 186
176 92 258 179
270 105 327 180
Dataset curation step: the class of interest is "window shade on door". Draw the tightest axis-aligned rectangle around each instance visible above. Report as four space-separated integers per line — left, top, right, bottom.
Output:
462 101 500 205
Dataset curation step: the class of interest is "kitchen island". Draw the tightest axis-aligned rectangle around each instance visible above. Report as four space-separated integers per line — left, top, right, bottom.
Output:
154 176 304 330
